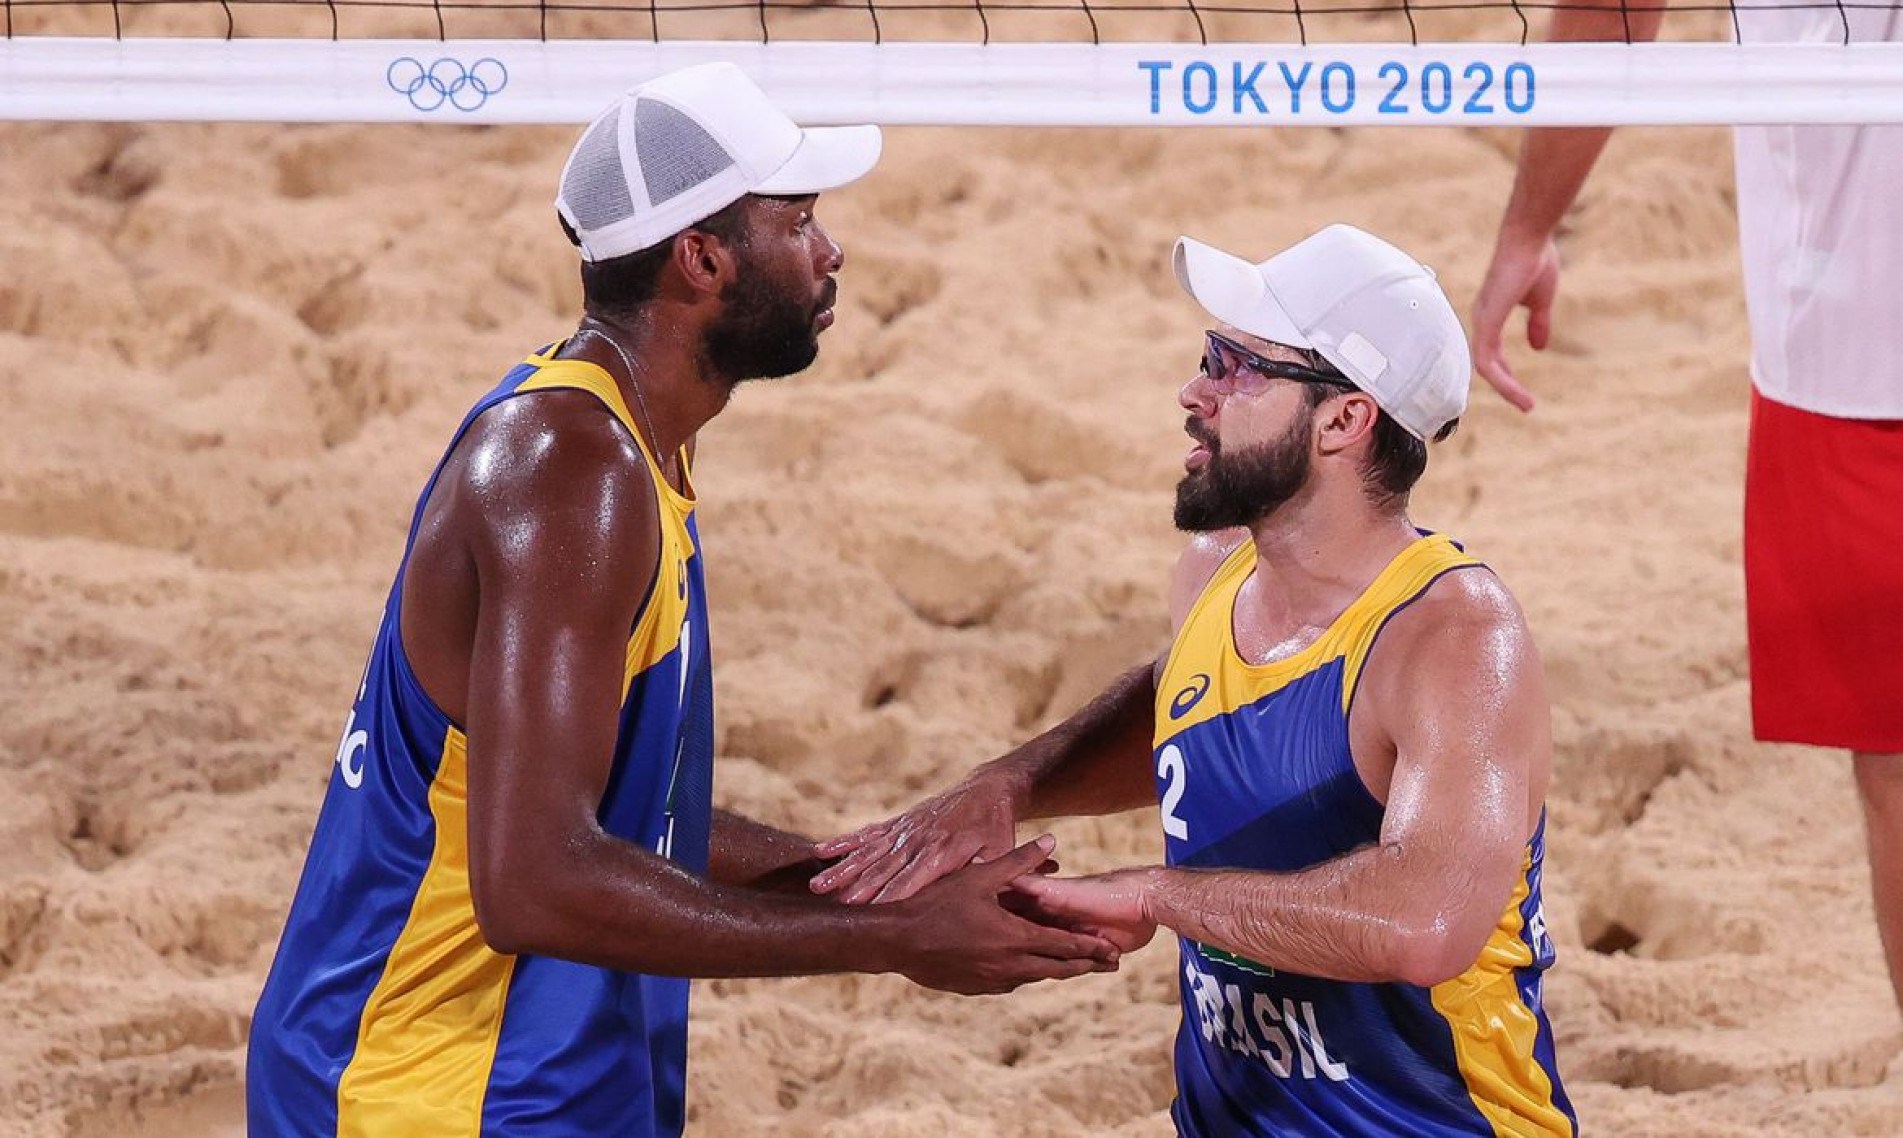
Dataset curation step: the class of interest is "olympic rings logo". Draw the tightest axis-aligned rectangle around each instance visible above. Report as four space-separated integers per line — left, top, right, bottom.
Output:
386 56 509 113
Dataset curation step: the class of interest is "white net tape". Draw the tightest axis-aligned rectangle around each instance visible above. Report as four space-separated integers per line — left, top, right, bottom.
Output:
4 38 1903 125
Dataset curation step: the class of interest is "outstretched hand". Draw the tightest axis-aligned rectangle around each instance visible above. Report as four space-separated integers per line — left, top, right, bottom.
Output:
1470 232 1562 413
1011 869 1159 957
812 770 1021 904
888 834 1121 996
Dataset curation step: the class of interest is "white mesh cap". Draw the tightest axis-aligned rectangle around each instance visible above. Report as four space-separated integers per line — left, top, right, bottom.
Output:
556 62 882 262
1173 224 1471 440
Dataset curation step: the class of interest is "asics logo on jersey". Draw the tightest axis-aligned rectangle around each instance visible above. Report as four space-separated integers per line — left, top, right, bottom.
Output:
1170 673 1212 719
386 56 509 113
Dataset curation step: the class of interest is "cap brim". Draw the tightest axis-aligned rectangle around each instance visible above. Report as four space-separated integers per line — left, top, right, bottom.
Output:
1173 236 1311 350
755 124 883 195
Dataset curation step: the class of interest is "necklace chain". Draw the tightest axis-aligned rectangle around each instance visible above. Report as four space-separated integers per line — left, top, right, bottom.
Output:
574 324 663 466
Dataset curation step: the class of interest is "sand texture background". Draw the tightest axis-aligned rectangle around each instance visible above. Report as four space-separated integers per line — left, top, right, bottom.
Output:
5 29 1903 1135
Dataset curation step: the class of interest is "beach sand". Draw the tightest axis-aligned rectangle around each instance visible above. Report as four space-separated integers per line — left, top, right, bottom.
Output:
3 81 1902 1136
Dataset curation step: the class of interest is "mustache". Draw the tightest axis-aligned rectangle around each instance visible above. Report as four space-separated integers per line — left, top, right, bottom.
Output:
1184 416 1218 451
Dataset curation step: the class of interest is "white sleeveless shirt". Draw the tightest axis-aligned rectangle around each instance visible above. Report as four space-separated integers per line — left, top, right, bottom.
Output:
1731 1 1903 419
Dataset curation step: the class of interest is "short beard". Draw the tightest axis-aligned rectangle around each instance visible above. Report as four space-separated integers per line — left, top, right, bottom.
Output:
1173 409 1314 532
703 254 823 383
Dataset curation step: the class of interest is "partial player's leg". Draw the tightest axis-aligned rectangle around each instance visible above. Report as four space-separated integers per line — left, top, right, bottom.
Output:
1744 393 1903 1017
1855 752 1903 1018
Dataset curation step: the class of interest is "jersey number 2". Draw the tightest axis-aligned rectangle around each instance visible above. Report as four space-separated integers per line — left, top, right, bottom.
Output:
1157 744 1190 840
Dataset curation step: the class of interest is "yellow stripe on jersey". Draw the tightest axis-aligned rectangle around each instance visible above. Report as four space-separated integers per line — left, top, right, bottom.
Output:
624 568 692 701
1157 534 1483 742
517 359 640 445
336 727 515 1136
1429 851 1571 1137
1336 536 1483 715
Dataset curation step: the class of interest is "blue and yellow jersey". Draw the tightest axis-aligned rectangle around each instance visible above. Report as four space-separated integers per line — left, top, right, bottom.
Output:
1155 534 1575 1138
248 344 715 1137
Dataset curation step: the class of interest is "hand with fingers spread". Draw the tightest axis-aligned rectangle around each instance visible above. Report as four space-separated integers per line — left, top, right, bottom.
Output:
881 834 1121 995
812 767 1023 904
1469 230 1561 414
1012 869 1159 958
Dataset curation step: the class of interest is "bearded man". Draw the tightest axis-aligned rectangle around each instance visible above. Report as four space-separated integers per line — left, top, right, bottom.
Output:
246 63 1117 1137
816 225 1576 1137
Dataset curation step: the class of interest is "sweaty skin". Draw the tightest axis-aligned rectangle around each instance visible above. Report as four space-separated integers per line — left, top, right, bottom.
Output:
819 328 1553 990
396 195 1117 995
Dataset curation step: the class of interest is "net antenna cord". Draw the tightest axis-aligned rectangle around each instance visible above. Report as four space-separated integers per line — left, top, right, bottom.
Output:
2 38 1902 125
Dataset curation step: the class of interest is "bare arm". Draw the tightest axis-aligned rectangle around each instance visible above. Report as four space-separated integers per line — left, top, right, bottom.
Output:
454 399 1116 992
1009 662 1163 820
811 531 1248 904
1021 573 1551 986
806 665 1158 904
709 808 830 894
1472 0 1668 409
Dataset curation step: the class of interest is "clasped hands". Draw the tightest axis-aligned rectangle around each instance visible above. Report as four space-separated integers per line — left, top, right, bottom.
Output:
810 773 1158 993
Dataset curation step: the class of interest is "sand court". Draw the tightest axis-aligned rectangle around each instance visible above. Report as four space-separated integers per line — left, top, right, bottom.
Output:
2 104 1902 1135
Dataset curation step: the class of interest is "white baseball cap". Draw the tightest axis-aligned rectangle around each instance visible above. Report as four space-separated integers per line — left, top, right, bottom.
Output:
1173 224 1471 440
556 62 883 262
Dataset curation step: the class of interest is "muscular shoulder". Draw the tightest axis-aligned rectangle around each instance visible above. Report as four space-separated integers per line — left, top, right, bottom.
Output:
1348 564 1549 803
1372 565 1532 678
1355 565 1545 763
458 390 656 546
437 390 663 612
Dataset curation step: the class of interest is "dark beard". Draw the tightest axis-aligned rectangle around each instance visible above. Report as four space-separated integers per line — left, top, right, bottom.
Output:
703 260 826 383
1173 411 1313 532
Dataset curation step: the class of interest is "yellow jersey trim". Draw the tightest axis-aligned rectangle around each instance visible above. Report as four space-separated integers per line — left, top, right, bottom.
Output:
1337 536 1485 715
516 356 696 511
1429 850 1571 1137
1158 534 1483 742
336 727 514 1136
516 361 639 455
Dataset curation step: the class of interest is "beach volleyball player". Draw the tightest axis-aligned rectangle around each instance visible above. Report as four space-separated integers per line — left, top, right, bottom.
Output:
818 226 1576 1135
245 64 1116 1135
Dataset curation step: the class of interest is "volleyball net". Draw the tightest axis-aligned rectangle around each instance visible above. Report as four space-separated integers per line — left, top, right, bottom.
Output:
1 0 1901 124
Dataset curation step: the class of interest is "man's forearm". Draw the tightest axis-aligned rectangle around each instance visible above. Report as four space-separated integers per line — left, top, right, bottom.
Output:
479 827 899 977
1136 845 1502 988
1498 127 1615 245
709 808 829 893
477 827 1120 995
1500 5 1669 242
808 663 1162 904
987 664 1159 821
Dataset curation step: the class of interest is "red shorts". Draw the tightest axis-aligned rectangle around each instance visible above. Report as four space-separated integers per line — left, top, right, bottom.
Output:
1745 389 1903 753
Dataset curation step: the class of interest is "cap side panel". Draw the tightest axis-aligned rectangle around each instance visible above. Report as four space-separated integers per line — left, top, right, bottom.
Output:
561 114 636 232
634 99 738 207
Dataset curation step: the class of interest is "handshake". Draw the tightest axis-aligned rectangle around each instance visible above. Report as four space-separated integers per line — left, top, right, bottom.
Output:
805 769 1158 997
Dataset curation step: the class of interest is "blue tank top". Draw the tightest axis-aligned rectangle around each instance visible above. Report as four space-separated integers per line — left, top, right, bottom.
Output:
248 345 715 1137
1154 534 1575 1137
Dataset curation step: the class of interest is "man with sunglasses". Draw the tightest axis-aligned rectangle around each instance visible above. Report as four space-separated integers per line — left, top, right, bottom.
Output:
816 224 1575 1135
